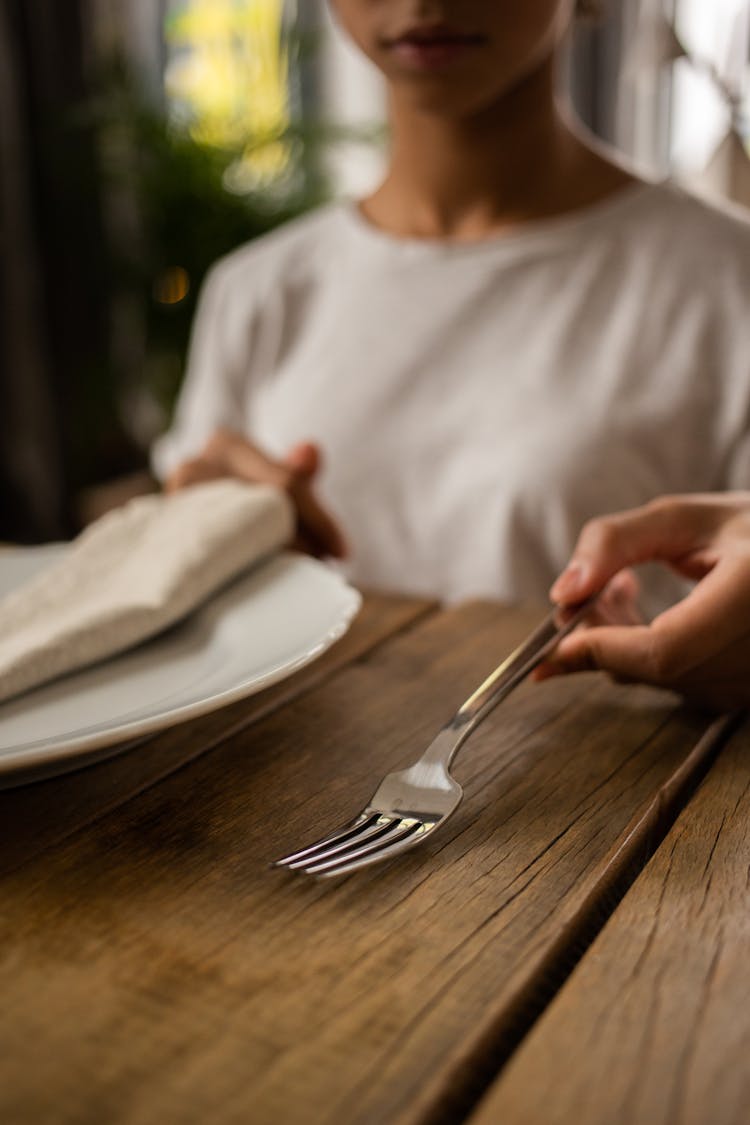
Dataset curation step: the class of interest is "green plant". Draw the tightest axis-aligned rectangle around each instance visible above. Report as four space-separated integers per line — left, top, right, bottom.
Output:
94 61 330 424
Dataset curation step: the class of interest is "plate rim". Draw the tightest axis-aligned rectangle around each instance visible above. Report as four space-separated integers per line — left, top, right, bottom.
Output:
0 549 361 778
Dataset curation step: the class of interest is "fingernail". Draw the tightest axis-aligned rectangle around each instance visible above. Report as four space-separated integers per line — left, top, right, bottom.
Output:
550 561 588 602
532 662 561 682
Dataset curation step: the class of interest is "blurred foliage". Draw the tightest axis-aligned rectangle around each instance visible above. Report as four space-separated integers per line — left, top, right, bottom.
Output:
90 56 330 428
61 31 383 500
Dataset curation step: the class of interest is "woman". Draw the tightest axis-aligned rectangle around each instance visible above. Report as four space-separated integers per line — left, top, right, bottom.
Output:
154 0 750 621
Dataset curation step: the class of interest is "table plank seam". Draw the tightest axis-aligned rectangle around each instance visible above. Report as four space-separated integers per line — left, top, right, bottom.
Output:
490 709 750 1125
3 601 744 1125
409 711 742 1125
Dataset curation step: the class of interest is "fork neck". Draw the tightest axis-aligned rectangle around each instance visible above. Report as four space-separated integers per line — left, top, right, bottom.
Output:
410 716 474 773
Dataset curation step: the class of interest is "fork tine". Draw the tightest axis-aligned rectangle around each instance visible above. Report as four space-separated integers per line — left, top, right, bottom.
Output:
273 812 380 867
284 817 399 870
316 829 427 878
315 833 426 878
302 821 423 876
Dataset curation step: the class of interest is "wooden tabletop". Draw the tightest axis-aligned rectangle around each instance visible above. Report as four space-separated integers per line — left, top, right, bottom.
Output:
0 596 747 1125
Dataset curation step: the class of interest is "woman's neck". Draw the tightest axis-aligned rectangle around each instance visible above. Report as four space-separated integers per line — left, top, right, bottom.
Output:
360 57 633 241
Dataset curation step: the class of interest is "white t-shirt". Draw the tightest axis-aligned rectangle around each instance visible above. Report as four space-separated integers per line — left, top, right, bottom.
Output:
153 182 750 610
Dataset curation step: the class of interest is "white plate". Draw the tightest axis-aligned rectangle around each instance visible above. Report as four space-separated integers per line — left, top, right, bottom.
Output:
0 547 361 785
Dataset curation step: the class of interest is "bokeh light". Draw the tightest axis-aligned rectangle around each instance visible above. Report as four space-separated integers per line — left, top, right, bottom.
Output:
164 0 291 188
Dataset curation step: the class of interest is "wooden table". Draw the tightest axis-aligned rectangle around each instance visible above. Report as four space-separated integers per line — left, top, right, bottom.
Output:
1 596 748 1125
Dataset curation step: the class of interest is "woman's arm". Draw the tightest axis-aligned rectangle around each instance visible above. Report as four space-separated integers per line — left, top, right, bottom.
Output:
155 260 347 560
543 494 750 710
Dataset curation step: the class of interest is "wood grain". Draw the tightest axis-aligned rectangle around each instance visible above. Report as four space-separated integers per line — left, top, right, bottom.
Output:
468 714 750 1125
0 594 433 877
0 602 732 1125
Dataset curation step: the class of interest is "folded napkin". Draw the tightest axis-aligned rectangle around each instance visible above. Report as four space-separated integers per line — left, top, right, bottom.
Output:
0 480 294 705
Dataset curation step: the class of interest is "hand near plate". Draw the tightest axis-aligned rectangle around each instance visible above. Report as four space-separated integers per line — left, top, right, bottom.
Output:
542 493 750 710
166 428 348 560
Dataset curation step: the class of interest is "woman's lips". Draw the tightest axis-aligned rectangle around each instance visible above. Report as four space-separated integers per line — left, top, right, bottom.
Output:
383 27 487 70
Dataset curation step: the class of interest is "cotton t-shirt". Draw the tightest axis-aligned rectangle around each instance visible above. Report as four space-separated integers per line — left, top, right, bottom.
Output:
152 182 750 611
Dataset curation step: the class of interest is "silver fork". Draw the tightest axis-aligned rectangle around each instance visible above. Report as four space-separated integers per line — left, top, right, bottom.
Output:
274 596 597 878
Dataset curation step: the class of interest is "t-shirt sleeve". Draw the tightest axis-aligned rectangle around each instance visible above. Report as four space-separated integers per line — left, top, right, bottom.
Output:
151 261 246 482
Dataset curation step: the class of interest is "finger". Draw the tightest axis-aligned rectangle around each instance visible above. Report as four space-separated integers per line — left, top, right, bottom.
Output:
554 555 750 688
165 458 224 493
534 570 641 681
644 555 750 675
544 628 649 678
210 434 293 492
585 568 644 628
283 446 347 558
284 442 321 479
550 496 729 605
532 660 569 682
291 526 330 559
284 441 346 557
205 431 325 496
291 484 349 559
203 432 348 559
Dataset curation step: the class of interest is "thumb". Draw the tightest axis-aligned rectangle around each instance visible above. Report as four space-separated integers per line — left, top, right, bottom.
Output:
549 625 657 683
284 441 321 480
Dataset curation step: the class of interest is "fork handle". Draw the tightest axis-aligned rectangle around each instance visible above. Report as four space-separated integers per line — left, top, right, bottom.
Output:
418 595 599 772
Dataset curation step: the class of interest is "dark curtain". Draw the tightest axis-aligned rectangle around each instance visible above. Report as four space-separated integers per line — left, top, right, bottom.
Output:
0 0 110 542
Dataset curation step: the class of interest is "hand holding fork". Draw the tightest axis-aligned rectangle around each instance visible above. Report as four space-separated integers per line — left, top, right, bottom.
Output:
275 596 598 878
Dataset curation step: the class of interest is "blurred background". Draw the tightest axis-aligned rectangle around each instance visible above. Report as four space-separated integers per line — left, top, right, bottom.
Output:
2 0 749 542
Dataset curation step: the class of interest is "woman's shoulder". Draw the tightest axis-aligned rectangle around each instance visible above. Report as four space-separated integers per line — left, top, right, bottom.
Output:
625 179 750 269
204 203 347 297
601 181 750 334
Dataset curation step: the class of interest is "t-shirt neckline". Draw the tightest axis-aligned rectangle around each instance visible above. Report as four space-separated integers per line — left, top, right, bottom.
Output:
337 179 661 259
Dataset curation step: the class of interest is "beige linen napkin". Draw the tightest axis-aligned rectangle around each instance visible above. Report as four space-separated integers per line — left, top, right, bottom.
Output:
0 480 295 704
